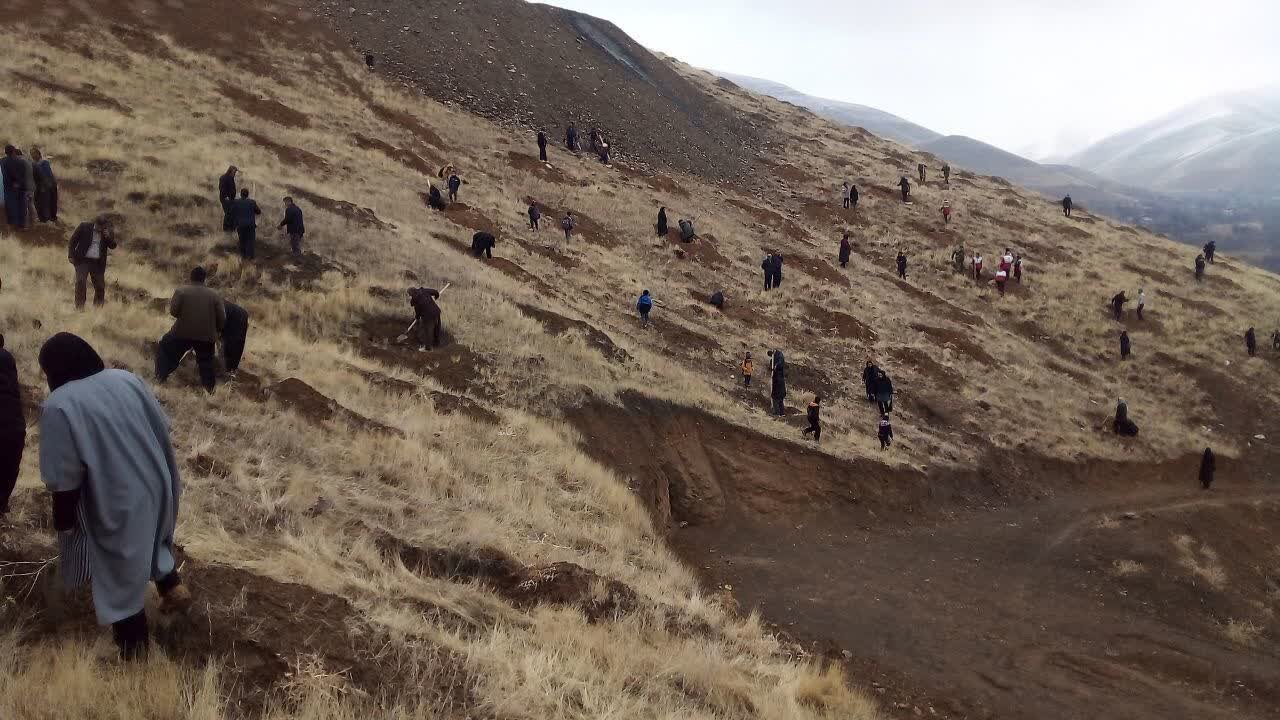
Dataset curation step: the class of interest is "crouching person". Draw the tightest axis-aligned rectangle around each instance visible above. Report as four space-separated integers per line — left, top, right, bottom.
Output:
38 332 189 660
156 267 226 393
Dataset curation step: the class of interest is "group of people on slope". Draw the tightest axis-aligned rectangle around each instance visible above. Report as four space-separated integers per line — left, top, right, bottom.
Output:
947 245 1023 294
218 166 307 260
2 144 58 228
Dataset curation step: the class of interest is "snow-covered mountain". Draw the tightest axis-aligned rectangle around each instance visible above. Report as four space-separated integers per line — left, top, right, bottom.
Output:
1069 87 1280 194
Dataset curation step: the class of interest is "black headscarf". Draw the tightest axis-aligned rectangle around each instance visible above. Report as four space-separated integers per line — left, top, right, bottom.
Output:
38 333 105 392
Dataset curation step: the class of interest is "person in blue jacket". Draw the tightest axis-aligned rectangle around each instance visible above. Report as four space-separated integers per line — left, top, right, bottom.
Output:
637 290 653 328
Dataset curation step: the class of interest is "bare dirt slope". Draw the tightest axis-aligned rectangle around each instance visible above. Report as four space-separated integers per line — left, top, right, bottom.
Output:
1 1 1280 719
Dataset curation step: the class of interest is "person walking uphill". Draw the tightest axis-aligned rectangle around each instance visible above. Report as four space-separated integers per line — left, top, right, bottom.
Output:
803 396 822 443
278 196 305 257
37 333 189 660
230 189 261 260
1 146 25 228
896 252 908 280
741 352 753 388
1246 327 1257 357
842 182 851 209
898 176 912 203
0 334 25 516
878 414 894 449
218 166 238 232
561 212 575 240
1111 291 1128 321
839 233 852 268
1203 240 1217 264
637 290 654 328
1062 195 1073 218
69 216 118 309
1195 253 1206 281
862 360 879 402
1119 330 1131 360
537 129 548 162
1199 447 1216 490
918 163 927 184
874 369 895 415
156 267 226 394
1136 288 1145 320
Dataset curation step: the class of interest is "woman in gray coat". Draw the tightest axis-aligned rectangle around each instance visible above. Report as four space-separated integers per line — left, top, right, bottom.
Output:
38 333 189 659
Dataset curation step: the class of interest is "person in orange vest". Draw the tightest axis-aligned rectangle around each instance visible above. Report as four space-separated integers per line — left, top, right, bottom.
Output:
741 352 753 387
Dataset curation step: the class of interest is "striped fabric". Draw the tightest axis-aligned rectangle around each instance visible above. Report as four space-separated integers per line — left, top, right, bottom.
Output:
58 507 92 591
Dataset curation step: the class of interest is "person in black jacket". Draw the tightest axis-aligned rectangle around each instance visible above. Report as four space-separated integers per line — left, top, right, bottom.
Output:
68 217 118 309
218 166 238 232
1062 195 1073 217
849 184 859 209
1111 291 1127 321
528 203 541 230
802 396 822 443
1203 240 1216 264
862 360 879 402
896 251 908 280
1119 330 1131 360
221 302 250 376
839 233 852 268
278 197 305 256
874 369 894 415
898 176 912 203
537 130 548 162
408 287 443 349
762 253 775 291
1246 327 1257 357
31 147 58 223
0 333 25 515
472 232 496 259
230 189 261 260
770 364 787 416
656 207 668 237
428 184 446 211
1195 253 1206 281
771 253 784 289
447 173 462 202
565 125 579 152
1199 447 1216 490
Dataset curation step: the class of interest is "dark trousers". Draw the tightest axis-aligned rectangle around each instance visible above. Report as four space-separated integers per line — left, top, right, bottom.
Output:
288 233 303 256
879 432 892 449
843 198 850 209
156 333 217 392
803 421 821 442
74 261 106 309
539 144 547 161
221 198 234 231
237 226 256 259
222 303 250 372
898 267 906 279
772 396 785 416
35 186 57 222
0 431 25 514
413 315 441 349
744 375 751 387
901 189 909 202
475 247 493 259
772 272 782 289
449 190 458 202
1064 207 1072 217
563 228 571 240
764 273 773 291
878 399 893 415
1248 345 1256 357
1136 304 1144 320
530 217 539 230
112 571 182 660
4 189 27 227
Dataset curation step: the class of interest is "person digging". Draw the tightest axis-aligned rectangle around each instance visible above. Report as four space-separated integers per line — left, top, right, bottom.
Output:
399 283 450 350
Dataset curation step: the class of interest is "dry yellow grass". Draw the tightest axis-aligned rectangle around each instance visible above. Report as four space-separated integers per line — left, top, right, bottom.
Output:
1 4 1279 719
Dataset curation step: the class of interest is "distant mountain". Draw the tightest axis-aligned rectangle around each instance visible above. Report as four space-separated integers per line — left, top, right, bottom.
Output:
718 73 942 147
1069 87 1280 194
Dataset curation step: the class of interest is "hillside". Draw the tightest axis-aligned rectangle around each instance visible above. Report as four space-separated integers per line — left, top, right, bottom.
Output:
718 73 943 147
1070 86 1280 194
2 1 1280 719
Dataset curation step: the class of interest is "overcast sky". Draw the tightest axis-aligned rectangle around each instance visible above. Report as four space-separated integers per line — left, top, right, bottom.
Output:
547 0 1280 160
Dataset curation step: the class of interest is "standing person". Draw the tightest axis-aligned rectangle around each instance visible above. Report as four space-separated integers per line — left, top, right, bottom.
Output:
0 333 24 516
656 207 668 237
31 147 58 223
951 245 966 273
565 125 579 152
218 165 238 232
1273 329 1280 351
771 253 785 289
1136 288 1145 320
874 369 894 415
221 302 250 377
1199 447 1216 490
155 267 226 394
838 233 852 268
1203 240 1216 264
636 290 653 328
1013 254 1023 283
1245 327 1257 357
1119 330 1131 360
941 200 952 224
536 129 548 162
528 203 541 230
278 196 305 257
36 332 189 660
561 212 575 241
408 287 443 350
762 253 775 291
1062 195 1073 217
942 163 951 185
878 414 893 449
1 145 24 227
1002 248 1014 274
741 352 753 388
917 163 927 183
230 189 261 260
1111 291 1128 321
994 268 1008 295
770 363 787 417
447 172 462 202
842 182 851 209
68 216 117 309
896 251 908 280
973 252 984 282
17 149 35 229
767 348 786 376
802 396 822 443
898 176 912 203
862 360 879 402
849 184 859 209
1195 253 1206 281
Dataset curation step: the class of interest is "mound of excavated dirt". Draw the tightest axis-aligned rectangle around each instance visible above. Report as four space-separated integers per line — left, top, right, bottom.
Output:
286 185 389 230
375 533 637 623
356 315 489 397
353 133 439 177
261 377 402 436
516 303 630 363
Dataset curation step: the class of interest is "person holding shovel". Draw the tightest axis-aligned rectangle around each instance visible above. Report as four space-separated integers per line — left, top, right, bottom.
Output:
401 283 450 350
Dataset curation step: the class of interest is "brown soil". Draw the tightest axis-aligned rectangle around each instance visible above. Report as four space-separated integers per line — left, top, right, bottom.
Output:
261 377 401 436
662 229 731 270
286 185 389 230
513 237 581 270
86 158 127 177
239 129 330 175
516 303 630 363
506 151 573 185
353 133 438 176
369 102 446 148
432 201 497 235
726 197 807 238
374 533 637 623
893 278 985 328
355 315 489 397
1058 223 1094 240
803 303 877 343
209 241 347 290
217 82 311 129
1122 262 1178 287
344 364 499 424
521 196 614 248
10 71 133 115
909 323 1000 366
786 254 849 287
128 191 213 214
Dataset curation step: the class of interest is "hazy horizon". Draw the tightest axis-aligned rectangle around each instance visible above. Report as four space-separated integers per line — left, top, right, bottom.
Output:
546 0 1280 160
